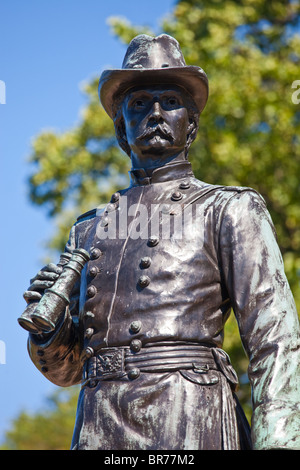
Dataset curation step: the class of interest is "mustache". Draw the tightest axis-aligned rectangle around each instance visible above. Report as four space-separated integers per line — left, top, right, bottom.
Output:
136 125 174 142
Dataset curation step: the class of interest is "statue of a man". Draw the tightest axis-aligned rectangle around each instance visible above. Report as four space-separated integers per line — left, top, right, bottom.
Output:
22 34 300 450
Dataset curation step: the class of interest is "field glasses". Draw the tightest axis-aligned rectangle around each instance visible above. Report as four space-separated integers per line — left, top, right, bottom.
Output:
18 248 90 334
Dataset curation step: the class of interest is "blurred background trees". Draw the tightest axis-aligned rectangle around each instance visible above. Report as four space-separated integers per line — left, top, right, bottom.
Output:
0 388 79 450
2 0 299 450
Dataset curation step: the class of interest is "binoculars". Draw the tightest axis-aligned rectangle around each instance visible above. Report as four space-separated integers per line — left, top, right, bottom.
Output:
18 248 90 334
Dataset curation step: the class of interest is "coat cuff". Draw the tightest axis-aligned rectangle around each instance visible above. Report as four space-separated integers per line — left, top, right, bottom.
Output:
252 401 300 450
27 309 82 387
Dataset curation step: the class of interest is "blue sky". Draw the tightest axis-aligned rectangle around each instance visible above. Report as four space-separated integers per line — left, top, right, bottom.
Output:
0 0 175 444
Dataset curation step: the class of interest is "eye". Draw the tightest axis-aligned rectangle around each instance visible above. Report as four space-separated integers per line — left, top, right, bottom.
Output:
133 99 145 109
126 96 147 111
165 96 179 108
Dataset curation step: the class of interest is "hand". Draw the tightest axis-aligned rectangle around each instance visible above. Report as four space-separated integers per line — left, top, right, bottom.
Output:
23 263 63 303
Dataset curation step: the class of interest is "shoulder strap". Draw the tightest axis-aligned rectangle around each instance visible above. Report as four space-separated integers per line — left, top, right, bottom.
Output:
76 208 97 224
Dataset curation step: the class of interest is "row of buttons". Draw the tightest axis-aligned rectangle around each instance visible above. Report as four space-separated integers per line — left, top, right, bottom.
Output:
126 181 191 379
137 235 157 288
127 231 158 372
86 245 157 295
83 182 191 378
37 349 48 373
85 178 190 297
84 232 103 342
171 180 190 201
86 247 102 298
97 192 120 229
84 247 102 342
85 193 120 298
83 310 95 345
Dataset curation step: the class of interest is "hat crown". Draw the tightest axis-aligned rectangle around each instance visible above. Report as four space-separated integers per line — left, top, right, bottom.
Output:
122 34 187 70
99 34 209 118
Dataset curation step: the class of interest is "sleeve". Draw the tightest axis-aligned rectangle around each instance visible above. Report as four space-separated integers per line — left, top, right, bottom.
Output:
219 189 300 450
27 224 83 387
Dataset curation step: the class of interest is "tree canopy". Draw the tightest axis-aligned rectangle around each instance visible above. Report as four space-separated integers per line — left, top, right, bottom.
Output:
8 0 299 450
28 0 300 309
1 388 79 450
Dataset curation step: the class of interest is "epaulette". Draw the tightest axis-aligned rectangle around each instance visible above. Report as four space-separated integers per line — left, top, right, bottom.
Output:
219 185 267 204
183 182 267 211
220 185 257 194
76 208 97 223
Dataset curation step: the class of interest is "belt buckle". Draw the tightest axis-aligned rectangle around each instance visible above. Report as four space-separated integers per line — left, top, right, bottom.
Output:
193 363 209 374
96 347 125 380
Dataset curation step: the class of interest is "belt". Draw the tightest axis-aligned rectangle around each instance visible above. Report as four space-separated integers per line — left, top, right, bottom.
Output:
81 343 238 390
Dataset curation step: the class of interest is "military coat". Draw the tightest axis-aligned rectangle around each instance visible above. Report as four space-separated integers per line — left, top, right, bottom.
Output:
28 161 300 450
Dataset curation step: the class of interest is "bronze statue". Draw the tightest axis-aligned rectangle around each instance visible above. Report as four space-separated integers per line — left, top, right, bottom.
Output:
20 34 300 450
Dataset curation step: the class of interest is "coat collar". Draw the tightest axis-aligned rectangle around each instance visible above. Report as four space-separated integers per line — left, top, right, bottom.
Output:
129 161 194 186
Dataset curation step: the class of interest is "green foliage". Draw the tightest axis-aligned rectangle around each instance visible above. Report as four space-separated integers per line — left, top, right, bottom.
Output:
223 315 252 422
28 0 300 308
1 388 79 450
28 79 130 253
162 0 300 309
23 0 300 437
108 16 153 44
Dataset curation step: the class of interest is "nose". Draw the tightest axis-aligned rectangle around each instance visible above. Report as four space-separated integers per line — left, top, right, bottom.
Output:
148 101 163 124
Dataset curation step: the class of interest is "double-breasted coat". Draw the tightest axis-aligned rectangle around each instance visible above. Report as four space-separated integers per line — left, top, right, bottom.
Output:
28 161 300 450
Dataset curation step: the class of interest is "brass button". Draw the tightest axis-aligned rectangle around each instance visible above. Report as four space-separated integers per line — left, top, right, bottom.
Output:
87 285 97 298
90 248 102 260
140 257 151 269
148 235 159 247
85 346 94 359
179 180 190 189
130 320 142 334
105 203 116 213
171 191 183 201
89 266 99 277
161 204 171 214
130 339 142 352
128 368 140 380
138 275 150 288
84 328 94 339
111 192 120 202
84 311 95 319
100 216 109 227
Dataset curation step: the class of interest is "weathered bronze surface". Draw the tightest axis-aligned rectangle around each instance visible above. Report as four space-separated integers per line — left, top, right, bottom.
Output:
31 248 90 332
21 34 300 450
19 249 89 333
18 252 72 334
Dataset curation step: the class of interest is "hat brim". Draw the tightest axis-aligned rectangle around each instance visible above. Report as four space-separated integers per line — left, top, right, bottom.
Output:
98 66 209 119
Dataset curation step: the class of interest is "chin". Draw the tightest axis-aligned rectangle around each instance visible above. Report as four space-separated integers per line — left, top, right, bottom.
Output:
141 147 170 157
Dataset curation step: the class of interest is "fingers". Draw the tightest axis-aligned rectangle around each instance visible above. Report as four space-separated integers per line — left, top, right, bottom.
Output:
23 290 42 302
25 263 63 302
45 263 63 274
30 271 60 284
29 263 63 283
27 280 56 291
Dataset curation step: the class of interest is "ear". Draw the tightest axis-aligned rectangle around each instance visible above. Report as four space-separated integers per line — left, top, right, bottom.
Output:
114 116 131 157
186 119 198 147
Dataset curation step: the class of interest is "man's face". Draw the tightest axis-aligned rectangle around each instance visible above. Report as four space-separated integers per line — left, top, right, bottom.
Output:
122 85 190 167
